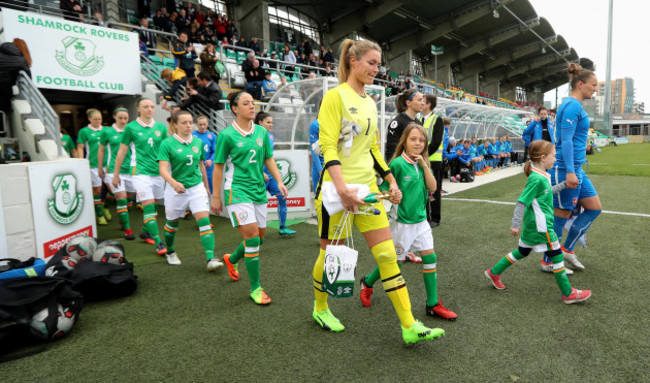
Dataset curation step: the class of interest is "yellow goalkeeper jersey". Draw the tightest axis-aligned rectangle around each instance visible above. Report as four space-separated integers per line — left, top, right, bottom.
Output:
316 83 390 198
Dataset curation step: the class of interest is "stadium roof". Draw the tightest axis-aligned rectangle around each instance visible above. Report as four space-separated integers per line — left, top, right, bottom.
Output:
270 0 594 94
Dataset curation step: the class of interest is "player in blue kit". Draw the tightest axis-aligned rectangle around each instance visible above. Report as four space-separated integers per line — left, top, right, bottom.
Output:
192 115 217 194
548 63 601 272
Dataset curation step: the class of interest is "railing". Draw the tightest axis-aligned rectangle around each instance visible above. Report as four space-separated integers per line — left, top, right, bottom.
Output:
0 0 92 21
140 55 228 134
105 21 178 58
16 71 62 156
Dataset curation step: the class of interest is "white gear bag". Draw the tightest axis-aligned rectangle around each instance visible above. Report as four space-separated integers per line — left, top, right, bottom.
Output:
322 211 358 298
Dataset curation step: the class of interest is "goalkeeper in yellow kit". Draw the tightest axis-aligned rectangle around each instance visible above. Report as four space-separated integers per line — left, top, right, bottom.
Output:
310 38 444 344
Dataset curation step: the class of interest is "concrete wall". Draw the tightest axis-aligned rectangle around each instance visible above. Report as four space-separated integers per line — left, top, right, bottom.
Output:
0 164 36 260
232 1 270 51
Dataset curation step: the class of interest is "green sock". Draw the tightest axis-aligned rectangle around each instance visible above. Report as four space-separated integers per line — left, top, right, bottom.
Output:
197 217 214 261
163 220 179 253
422 253 438 307
143 204 161 243
244 236 261 291
551 254 572 296
491 249 526 275
230 241 245 264
94 195 103 217
116 199 130 230
365 260 402 287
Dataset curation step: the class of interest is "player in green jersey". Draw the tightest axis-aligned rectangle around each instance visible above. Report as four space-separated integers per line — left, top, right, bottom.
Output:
158 110 219 267
485 140 592 304
360 123 458 320
60 127 77 158
76 108 109 225
97 106 135 240
210 90 288 305
112 98 168 256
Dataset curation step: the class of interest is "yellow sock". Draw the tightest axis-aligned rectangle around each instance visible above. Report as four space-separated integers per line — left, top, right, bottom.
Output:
312 247 329 312
373 240 415 328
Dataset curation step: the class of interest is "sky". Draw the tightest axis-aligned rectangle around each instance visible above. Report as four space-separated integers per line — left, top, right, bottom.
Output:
528 0 648 110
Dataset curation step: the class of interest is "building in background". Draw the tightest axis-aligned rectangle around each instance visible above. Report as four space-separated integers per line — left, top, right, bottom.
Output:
598 77 635 116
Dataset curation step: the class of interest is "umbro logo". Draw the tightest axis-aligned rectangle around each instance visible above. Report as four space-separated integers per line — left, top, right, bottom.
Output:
348 107 358 114
138 132 143 136
177 149 183 152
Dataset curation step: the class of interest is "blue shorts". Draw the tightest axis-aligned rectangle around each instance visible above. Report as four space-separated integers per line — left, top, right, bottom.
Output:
266 175 281 196
550 165 597 210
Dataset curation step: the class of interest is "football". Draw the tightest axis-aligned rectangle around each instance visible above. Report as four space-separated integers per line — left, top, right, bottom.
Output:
65 235 97 264
29 304 77 340
93 241 126 265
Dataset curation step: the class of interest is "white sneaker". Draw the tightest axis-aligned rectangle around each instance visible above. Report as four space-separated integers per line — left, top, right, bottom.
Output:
562 250 584 271
541 263 573 275
206 257 224 271
166 252 181 265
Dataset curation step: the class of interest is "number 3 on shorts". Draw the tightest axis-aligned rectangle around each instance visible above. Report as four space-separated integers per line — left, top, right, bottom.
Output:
249 149 256 163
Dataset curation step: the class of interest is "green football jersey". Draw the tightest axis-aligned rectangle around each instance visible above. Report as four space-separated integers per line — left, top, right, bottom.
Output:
60 134 75 156
77 125 106 169
388 153 429 224
214 122 273 205
100 125 132 174
121 118 168 176
158 134 205 188
518 166 558 245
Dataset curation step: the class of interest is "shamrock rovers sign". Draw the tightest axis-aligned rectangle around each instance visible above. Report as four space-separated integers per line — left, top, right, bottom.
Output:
48 174 84 225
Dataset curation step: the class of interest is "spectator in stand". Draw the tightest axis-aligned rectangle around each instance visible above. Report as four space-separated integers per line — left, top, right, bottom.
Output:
194 6 206 24
215 14 227 40
307 53 317 68
160 67 187 108
139 39 149 58
300 38 313 57
249 37 261 54
261 72 277 100
93 12 105 26
0 38 31 133
225 19 236 43
172 71 224 112
323 64 335 77
184 1 195 19
259 51 270 68
176 9 191 33
138 18 156 51
236 36 247 48
154 9 173 32
172 31 197 78
169 12 178 31
200 43 221 82
283 44 296 74
137 0 152 19
243 54 264 99
60 0 84 22
267 53 280 72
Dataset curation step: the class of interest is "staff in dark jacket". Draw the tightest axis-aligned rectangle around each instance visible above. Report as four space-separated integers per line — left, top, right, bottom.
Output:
384 88 424 162
0 39 31 114
173 72 224 111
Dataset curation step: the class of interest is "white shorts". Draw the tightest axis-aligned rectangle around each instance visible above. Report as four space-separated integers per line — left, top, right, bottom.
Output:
390 219 434 261
226 202 267 228
132 174 165 202
104 173 134 194
90 168 104 188
164 183 209 220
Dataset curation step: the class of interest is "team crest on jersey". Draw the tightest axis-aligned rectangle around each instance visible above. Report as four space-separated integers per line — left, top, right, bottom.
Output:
192 146 199 153
348 107 358 115
256 138 263 147
237 142 244 147
55 37 104 76
47 174 84 225
390 120 398 130
154 131 161 137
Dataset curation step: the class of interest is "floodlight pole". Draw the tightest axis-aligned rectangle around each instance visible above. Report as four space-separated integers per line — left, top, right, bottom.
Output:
604 0 614 136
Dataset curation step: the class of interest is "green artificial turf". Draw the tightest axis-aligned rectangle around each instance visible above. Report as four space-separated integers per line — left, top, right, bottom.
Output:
3 149 649 382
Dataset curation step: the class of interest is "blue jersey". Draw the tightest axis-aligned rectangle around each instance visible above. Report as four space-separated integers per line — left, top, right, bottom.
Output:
478 145 489 156
555 97 589 173
192 130 216 163
469 143 478 157
309 119 324 164
446 144 459 160
488 143 498 156
458 146 472 163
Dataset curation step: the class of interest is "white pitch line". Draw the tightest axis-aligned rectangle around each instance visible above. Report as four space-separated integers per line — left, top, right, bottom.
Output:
444 197 650 218
632 164 650 166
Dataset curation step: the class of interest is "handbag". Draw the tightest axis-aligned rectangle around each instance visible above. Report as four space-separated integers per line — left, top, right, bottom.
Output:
322 212 358 298
215 60 226 75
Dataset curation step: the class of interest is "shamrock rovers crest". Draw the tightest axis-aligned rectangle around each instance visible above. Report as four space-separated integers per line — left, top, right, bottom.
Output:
275 159 297 189
56 37 104 76
48 174 84 225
